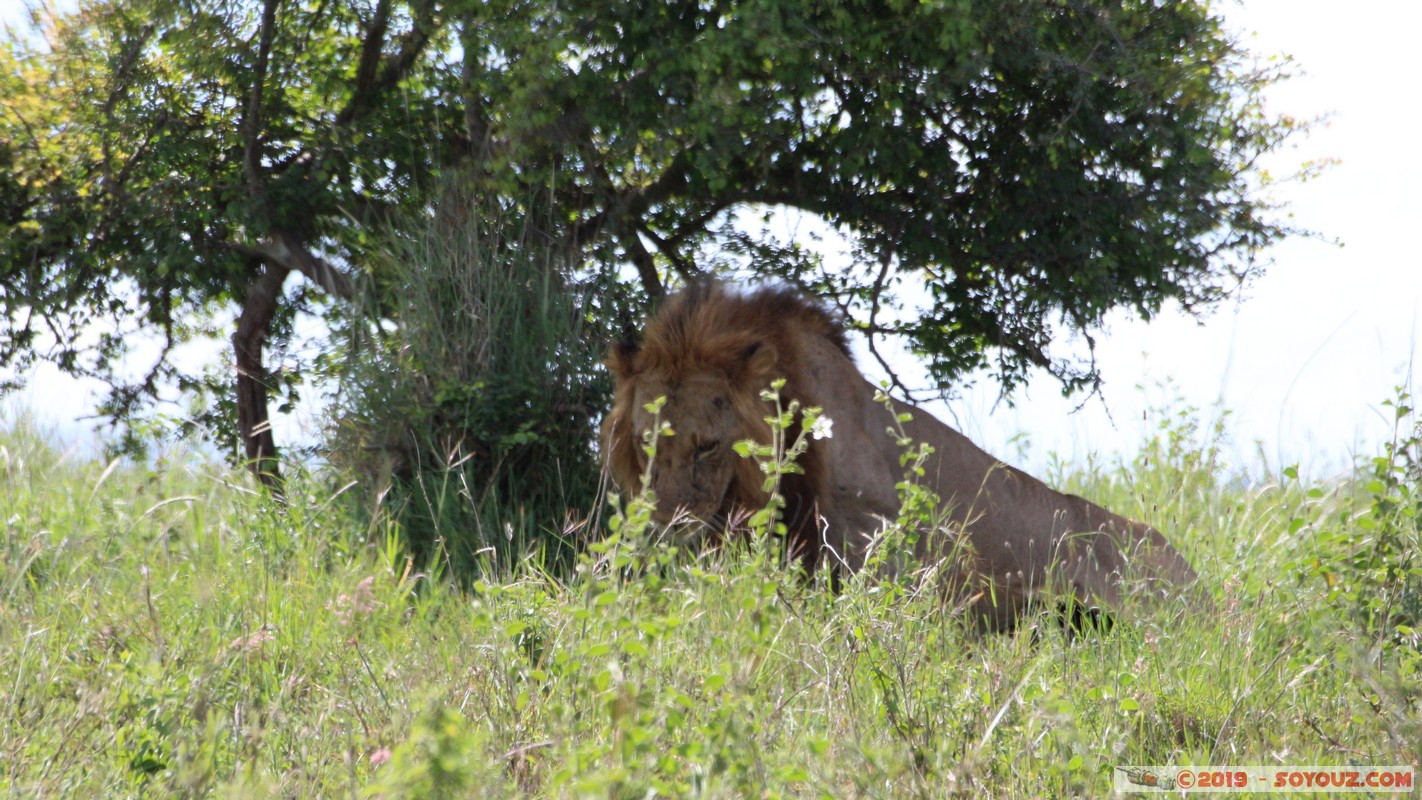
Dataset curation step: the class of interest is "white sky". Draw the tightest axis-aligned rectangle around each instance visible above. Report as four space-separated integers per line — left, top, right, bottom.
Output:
3 0 1419 479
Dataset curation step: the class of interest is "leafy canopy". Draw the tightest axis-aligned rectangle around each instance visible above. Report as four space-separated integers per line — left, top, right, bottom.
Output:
0 0 1305 472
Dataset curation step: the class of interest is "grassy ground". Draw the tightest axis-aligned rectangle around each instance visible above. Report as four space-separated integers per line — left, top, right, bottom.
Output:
1 405 1418 798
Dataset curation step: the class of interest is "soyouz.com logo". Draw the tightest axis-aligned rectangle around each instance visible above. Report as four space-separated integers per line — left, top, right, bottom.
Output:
1114 766 1415 793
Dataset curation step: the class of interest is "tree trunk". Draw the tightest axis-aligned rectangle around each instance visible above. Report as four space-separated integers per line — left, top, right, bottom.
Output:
233 262 291 491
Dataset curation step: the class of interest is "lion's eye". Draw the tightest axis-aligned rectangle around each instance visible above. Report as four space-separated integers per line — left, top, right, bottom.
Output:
696 440 720 456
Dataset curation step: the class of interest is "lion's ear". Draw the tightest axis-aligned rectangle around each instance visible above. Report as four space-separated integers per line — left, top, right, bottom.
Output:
735 340 778 385
607 338 640 379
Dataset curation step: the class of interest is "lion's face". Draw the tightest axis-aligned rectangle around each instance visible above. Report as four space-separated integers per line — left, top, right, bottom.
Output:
604 304 782 545
627 371 761 530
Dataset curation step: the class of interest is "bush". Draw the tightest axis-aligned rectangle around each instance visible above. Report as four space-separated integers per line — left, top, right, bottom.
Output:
328 179 625 579
1306 388 1422 661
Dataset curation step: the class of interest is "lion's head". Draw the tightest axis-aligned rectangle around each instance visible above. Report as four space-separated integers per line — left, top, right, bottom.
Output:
602 284 846 556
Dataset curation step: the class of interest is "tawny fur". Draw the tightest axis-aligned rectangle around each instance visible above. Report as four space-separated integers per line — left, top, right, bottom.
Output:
603 283 1201 628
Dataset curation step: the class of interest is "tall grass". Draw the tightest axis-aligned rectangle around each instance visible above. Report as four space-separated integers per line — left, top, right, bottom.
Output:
1 393 1418 796
327 180 617 580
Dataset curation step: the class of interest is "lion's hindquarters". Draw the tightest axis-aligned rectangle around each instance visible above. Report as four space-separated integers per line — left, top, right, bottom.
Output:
1053 495 1201 614
912 421 1201 619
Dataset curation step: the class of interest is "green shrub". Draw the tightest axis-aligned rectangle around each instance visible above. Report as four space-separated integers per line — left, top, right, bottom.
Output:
1302 388 1421 664
328 178 625 580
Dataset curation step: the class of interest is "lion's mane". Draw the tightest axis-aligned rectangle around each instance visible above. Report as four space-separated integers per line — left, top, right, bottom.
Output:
603 283 848 567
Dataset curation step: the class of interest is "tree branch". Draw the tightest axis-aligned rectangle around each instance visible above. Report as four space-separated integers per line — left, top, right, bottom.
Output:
241 0 281 198
564 151 695 251
334 0 392 128
333 0 436 129
621 230 664 301
226 231 354 301
637 224 699 285
863 235 921 402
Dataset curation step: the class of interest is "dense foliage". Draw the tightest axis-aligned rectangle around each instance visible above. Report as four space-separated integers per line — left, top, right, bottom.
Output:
328 180 620 575
1 0 1307 490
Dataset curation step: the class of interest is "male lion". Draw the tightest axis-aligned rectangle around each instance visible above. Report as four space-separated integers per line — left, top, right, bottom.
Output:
602 283 1201 629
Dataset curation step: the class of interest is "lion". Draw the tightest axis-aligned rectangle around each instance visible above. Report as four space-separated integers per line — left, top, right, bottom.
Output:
602 283 1201 629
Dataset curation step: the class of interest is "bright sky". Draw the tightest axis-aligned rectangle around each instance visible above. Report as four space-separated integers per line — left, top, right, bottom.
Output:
3 0 1419 479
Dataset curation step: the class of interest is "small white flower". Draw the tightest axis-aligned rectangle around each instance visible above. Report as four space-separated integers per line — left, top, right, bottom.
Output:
809 415 834 440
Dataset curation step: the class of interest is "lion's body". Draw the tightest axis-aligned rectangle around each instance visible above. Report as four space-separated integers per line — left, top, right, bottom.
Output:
604 284 1200 627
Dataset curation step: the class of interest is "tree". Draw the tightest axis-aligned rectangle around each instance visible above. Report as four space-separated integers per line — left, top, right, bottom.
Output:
1 0 1305 488
2 0 455 487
